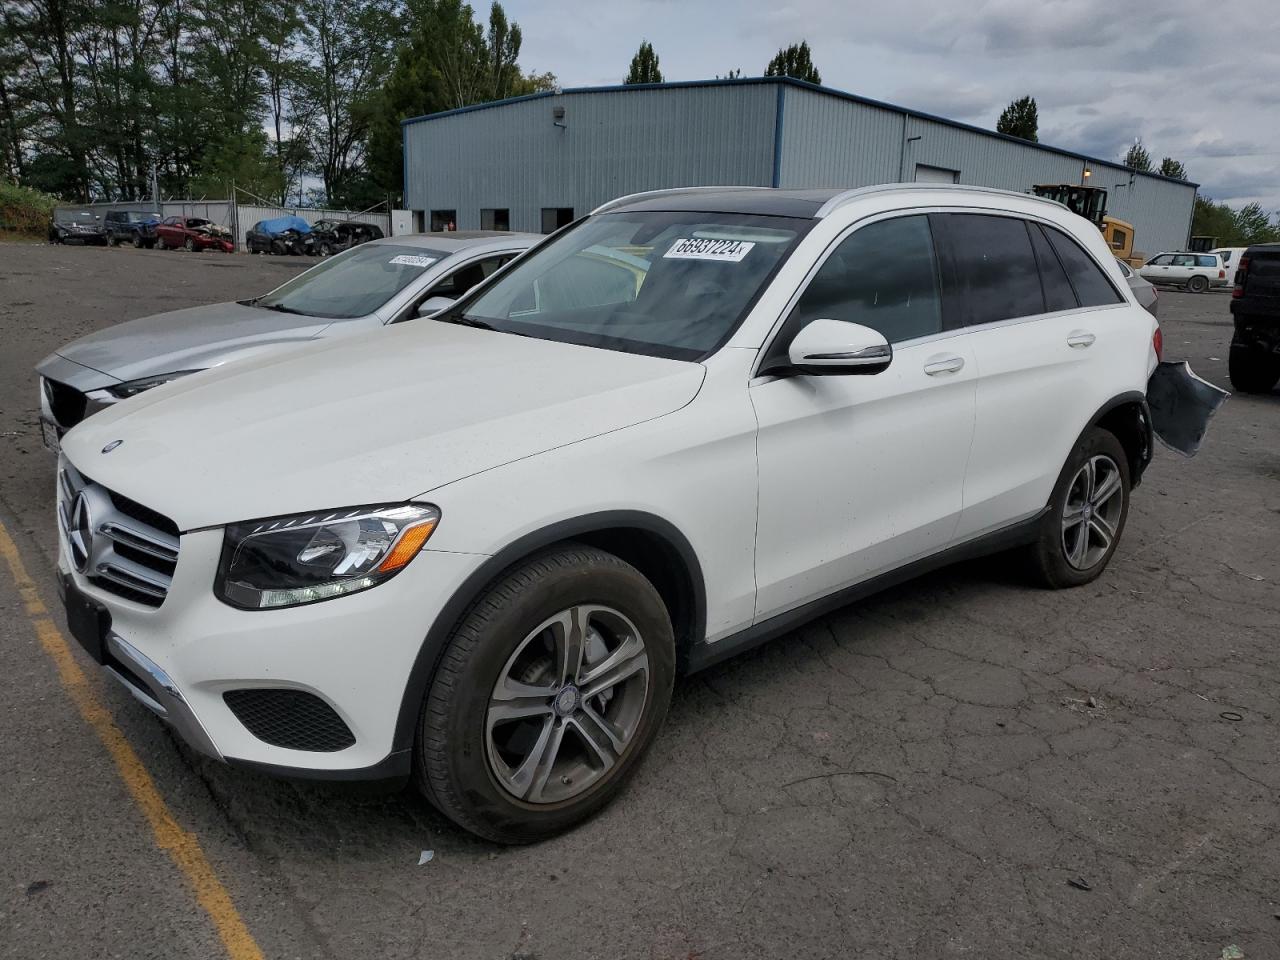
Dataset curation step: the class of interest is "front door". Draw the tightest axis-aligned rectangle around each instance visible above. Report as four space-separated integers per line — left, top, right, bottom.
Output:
751 214 977 620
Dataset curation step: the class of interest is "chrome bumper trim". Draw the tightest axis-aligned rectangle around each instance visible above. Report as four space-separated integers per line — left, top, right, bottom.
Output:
104 632 223 761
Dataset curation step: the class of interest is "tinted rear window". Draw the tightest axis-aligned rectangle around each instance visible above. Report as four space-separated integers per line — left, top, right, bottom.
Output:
1030 224 1077 312
1044 226 1123 307
944 214 1044 324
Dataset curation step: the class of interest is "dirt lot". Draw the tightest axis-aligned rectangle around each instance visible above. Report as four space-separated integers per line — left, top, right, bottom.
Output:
1 241 1278 960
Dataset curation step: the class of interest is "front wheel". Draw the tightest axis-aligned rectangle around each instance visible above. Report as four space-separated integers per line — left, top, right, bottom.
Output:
132 233 144 249
1187 274 1209 293
183 236 195 252
416 544 675 843
1025 427 1130 589
1229 345 1280 394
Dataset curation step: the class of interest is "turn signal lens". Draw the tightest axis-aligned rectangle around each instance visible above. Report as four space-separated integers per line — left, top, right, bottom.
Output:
1152 327 1163 361
377 518 439 573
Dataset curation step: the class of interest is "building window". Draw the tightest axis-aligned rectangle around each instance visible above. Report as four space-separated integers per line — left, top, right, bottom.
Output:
430 209 457 232
540 207 575 234
481 208 510 231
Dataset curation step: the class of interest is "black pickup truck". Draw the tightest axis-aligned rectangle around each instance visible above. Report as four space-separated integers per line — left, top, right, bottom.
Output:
1228 243 1280 393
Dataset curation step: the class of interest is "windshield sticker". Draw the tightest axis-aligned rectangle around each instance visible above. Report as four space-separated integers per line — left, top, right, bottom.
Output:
663 238 756 263
388 254 437 267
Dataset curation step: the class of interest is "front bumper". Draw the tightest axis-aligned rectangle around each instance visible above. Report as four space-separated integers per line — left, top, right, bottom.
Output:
54 478 485 777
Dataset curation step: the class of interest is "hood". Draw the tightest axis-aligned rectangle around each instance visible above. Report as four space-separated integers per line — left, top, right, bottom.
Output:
61 322 705 530
42 301 331 388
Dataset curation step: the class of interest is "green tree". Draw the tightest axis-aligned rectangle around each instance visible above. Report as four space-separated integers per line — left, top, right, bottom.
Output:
996 95 1038 142
1192 195 1235 242
1233 202 1278 244
624 40 662 84
296 0 397 204
1158 156 1187 180
764 41 820 84
1123 139 1151 172
716 68 743 79
366 0 539 199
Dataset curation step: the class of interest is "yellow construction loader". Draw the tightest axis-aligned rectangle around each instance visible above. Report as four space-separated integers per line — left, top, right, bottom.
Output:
1031 184 1145 267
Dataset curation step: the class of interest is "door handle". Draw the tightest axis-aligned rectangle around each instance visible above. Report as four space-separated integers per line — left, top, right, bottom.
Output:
1066 331 1096 348
923 354 965 376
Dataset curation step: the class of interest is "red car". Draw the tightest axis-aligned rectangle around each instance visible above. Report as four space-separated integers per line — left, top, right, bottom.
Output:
155 216 233 252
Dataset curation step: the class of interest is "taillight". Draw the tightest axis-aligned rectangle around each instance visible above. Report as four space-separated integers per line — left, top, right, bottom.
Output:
1219 269 1225 279
1152 327 1163 361
1233 256 1249 298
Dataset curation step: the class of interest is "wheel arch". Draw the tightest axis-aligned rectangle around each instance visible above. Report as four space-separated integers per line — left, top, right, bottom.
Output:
1083 390 1153 488
390 510 707 756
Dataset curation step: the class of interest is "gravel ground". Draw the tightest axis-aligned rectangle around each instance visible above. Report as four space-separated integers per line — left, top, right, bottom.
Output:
1 242 1277 960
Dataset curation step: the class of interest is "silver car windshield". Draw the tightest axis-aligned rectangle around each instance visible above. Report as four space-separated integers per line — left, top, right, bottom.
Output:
255 243 451 320
456 211 810 361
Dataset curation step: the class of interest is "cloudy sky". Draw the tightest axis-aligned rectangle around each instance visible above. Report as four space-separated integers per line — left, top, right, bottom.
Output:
502 0 1280 211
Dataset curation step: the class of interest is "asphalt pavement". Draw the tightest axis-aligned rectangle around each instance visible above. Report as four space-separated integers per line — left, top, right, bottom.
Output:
1 242 1278 959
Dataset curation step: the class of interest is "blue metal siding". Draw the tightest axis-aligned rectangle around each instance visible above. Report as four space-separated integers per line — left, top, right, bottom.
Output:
403 79 1196 253
404 85 776 233
777 87 1194 253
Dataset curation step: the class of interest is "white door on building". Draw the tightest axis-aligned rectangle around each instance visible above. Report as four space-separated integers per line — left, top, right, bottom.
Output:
915 164 959 184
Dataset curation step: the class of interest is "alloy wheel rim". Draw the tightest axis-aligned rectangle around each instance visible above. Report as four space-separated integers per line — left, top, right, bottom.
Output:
1061 454 1123 570
485 605 649 804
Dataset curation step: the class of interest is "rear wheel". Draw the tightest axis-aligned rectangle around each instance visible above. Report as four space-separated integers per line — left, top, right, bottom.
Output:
1229 345 1280 394
1187 274 1209 293
416 544 675 844
107 233 118 247
1025 427 1130 588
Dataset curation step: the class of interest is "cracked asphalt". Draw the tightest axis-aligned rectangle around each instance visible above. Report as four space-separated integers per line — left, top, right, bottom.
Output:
1 242 1278 959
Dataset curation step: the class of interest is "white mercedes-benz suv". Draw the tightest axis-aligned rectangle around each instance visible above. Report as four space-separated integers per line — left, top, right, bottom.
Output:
56 184 1169 842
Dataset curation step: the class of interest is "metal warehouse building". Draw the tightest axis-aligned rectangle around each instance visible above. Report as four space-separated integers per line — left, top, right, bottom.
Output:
401 77 1196 255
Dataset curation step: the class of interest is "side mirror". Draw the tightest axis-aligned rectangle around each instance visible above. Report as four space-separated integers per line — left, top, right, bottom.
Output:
786 318 892 375
416 295 455 318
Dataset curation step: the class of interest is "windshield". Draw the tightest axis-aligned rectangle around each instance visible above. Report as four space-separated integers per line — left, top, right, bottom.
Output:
255 242 451 319
457 211 810 360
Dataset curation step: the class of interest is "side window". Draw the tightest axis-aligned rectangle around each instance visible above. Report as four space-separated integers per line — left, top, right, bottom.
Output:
1148 254 1171 266
1045 226 1124 306
944 214 1044 324
1110 227 1128 249
1172 254 1195 267
1029 223 1078 312
1196 255 1217 268
426 255 515 299
785 215 942 344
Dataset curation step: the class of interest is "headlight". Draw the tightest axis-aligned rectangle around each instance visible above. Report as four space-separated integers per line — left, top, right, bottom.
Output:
215 504 440 609
107 370 200 399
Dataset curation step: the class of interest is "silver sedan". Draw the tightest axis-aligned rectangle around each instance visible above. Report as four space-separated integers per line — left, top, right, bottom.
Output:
36 231 538 446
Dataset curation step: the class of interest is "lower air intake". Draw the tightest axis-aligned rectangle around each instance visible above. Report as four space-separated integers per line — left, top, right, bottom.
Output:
223 689 355 752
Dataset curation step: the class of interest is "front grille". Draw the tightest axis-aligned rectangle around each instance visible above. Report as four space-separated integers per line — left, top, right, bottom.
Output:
223 689 356 752
58 463 179 608
43 378 88 429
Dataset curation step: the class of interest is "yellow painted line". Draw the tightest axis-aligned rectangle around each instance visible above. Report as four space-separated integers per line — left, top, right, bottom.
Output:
0 522 264 960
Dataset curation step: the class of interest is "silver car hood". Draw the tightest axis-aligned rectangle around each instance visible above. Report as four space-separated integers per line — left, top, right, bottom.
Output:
37 301 333 389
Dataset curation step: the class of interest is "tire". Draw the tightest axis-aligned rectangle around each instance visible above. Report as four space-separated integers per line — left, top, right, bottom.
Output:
319 241 335 258
270 239 286 256
1025 427 1131 589
1187 274 1208 293
132 233 144 249
183 236 195 252
107 233 118 247
1229 345 1280 394
416 544 675 844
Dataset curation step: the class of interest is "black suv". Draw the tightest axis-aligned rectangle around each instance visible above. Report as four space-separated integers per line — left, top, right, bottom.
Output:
1229 243 1280 393
104 210 162 248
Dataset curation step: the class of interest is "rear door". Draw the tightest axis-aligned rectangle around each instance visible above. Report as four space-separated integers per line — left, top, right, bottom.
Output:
1239 247 1280 303
1169 254 1196 282
937 213 1128 541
